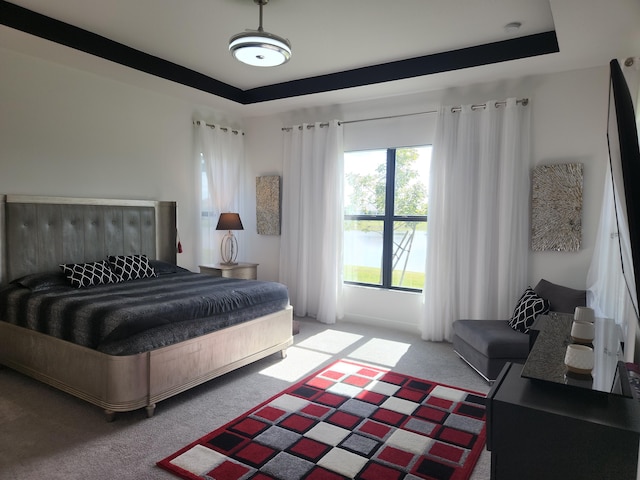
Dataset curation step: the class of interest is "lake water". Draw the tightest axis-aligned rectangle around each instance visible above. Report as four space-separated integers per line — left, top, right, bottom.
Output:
344 230 427 272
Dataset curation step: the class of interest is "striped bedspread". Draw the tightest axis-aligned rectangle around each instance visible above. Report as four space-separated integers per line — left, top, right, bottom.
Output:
0 271 289 355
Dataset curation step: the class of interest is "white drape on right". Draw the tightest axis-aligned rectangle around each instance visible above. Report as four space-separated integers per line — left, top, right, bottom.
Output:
587 58 639 361
421 98 530 341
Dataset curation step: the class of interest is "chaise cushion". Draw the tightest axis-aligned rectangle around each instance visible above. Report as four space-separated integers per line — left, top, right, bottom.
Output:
533 278 587 314
453 319 530 359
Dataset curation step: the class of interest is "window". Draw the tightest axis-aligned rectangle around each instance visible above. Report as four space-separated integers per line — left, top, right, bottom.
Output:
199 154 217 259
344 146 431 291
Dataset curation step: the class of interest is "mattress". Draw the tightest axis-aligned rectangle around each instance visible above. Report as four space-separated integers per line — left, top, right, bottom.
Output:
0 267 289 356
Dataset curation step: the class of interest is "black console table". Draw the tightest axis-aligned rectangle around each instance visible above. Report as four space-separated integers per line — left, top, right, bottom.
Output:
522 313 623 393
487 314 640 479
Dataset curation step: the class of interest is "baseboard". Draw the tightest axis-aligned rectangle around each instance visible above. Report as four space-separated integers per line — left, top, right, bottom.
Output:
342 314 420 335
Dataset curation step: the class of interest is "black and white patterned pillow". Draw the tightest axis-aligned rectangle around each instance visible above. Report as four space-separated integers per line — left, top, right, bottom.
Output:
509 287 550 333
60 260 120 288
108 254 156 282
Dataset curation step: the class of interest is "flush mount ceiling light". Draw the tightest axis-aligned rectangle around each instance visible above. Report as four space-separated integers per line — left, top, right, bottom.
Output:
504 22 522 34
229 0 291 67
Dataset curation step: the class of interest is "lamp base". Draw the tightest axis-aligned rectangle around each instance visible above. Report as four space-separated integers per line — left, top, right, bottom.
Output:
220 231 239 265
219 261 238 266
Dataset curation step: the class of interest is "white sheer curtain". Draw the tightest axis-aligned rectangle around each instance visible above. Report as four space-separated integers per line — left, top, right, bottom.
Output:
421 98 530 341
280 120 344 324
195 122 246 265
587 58 639 361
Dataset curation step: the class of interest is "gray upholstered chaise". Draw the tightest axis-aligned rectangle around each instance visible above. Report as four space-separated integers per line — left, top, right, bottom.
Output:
452 279 587 382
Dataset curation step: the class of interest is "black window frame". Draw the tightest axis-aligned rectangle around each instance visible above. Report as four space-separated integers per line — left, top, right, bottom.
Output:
344 147 428 292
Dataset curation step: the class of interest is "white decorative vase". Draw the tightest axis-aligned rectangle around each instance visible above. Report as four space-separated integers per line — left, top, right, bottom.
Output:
564 344 594 375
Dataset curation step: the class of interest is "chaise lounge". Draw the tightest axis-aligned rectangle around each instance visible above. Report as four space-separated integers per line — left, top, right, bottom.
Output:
452 279 587 382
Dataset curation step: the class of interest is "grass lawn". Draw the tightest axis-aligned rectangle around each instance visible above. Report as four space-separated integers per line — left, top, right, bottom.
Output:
345 265 424 290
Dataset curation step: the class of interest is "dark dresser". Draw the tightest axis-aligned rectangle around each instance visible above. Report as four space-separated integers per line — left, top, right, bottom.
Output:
487 313 640 479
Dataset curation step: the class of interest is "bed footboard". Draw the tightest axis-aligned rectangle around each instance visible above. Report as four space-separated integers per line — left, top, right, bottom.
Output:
148 306 293 405
0 322 150 413
0 306 293 419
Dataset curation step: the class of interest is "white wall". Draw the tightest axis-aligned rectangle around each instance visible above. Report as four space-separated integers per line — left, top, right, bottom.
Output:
0 44 612 333
242 117 284 282
0 46 241 272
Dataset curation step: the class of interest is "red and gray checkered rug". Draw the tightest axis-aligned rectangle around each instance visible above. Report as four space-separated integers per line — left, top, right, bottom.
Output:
158 360 486 480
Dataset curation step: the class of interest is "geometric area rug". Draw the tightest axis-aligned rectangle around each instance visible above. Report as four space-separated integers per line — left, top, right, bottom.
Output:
157 359 487 480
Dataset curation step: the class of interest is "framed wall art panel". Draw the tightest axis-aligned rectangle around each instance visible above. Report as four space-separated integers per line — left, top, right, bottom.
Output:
531 163 583 252
256 175 281 235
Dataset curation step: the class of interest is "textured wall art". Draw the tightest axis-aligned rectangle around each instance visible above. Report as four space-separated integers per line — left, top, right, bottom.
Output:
256 175 281 235
531 163 583 252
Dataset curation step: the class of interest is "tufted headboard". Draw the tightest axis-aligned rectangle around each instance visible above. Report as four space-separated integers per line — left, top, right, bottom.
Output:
0 195 177 285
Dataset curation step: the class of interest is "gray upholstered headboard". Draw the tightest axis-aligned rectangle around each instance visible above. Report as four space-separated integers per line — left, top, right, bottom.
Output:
0 195 177 285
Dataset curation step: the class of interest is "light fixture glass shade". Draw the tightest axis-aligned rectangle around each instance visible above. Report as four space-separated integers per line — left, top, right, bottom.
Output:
229 31 291 67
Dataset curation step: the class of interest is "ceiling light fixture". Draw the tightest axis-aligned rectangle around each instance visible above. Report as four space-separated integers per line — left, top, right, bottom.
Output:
504 22 522 34
229 0 291 67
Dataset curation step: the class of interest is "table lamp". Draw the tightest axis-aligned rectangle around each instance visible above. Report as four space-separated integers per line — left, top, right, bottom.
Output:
216 213 244 265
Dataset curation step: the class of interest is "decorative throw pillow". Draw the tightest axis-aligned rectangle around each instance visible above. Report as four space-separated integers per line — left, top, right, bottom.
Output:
509 287 550 333
108 254 156 281
60 260 120 288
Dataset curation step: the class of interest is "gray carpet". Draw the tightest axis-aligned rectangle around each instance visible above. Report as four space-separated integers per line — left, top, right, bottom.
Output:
0 318 491 479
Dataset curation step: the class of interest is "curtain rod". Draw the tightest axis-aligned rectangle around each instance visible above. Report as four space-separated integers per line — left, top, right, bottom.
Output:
193 120 244 135
281 97 529 131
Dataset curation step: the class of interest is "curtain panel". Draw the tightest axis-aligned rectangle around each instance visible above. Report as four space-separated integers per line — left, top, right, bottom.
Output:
194 122 247 265
421 98 531 341
280 120 344 324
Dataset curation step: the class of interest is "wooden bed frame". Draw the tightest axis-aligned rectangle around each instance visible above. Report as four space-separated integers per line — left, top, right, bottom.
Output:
0 195 293 420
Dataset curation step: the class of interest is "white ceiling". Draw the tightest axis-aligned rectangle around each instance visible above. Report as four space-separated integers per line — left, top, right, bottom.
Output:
1 0 639 117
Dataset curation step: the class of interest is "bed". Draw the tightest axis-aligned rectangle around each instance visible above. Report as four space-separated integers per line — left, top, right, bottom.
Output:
0 195 293 420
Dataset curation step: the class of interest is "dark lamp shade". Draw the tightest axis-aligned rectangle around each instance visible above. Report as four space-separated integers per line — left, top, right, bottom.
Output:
216 213 244 231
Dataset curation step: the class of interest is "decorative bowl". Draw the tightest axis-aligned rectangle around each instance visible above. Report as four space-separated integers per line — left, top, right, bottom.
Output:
574 306 595 323
571 320 594 344
564 344 594 375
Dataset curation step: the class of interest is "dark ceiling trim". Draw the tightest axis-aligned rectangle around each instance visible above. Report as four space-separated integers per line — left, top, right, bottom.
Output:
1 0 559 105
244 32 559 103
0 0 245 103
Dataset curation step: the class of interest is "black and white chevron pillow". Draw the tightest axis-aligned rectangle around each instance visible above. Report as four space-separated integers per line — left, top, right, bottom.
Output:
509 287 550 333
60 260 120 288
108 254 156 282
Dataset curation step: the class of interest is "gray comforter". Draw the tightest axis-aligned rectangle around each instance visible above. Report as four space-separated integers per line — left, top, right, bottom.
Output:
0 271 289 355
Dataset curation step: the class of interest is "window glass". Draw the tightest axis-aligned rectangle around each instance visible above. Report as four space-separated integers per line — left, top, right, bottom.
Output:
344 146 431 291
394 147 429 217
344 219 384 285
344 149 387 216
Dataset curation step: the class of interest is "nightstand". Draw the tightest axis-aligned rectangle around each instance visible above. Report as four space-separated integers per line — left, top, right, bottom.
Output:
199 263 258 280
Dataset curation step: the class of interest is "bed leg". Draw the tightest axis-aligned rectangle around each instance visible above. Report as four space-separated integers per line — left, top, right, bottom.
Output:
280 349 287 359
104 410 116 422
145 404 156 418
